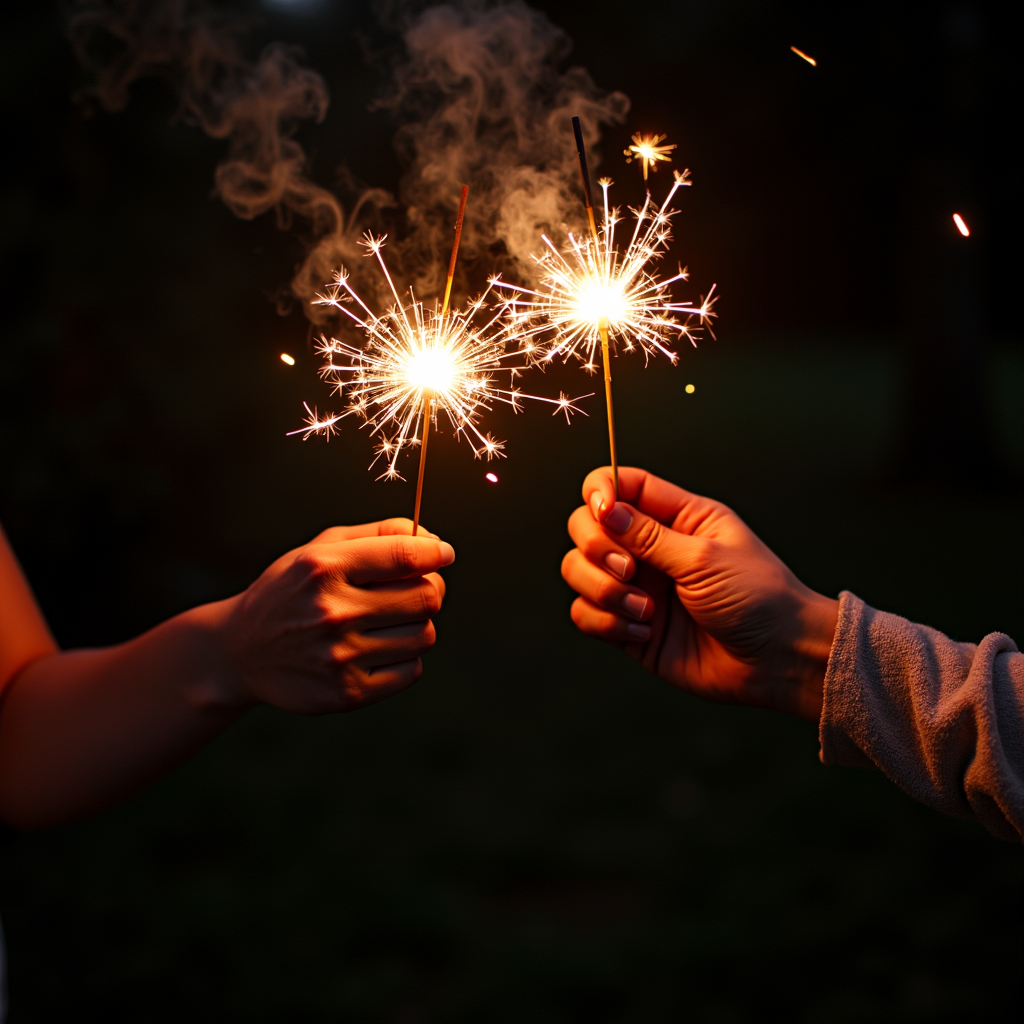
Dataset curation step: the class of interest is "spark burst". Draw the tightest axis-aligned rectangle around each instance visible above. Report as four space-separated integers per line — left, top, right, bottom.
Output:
493 169 717 374
289 234 587 482
624 133 677 181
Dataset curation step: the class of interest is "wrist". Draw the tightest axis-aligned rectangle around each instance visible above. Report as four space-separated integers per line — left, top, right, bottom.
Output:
781 589 839 722
176 595 255 714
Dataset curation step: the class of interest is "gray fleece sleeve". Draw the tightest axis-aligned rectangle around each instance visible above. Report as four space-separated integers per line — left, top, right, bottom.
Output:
819 591 1024 842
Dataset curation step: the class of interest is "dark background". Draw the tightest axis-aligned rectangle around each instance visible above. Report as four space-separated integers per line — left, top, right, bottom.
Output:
1 1 1021 1021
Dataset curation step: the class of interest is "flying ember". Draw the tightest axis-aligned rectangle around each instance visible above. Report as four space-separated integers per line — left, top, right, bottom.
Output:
624 133 677 181
953 213 970 237
790 45 817 66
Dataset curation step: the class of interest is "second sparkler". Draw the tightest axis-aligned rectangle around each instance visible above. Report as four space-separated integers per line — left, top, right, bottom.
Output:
494 119 717 497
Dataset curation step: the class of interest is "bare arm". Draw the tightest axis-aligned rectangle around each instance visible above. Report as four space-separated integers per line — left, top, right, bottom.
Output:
0 523 57 686
0 521 454 829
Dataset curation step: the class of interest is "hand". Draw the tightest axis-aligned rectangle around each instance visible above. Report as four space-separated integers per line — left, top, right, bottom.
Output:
216 519 454 715
561 468 838 721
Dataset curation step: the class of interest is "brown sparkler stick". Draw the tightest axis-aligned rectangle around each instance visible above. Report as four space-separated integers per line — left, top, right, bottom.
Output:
572 116 619 497
412 184 470 535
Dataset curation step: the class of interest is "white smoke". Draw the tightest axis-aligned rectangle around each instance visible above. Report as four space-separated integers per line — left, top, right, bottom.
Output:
376 0 629 295
67 0 628 320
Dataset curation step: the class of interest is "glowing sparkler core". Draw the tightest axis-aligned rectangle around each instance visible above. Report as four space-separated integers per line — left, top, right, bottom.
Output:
624 133 677 181
290 234 588 485
404 346 458 395
495 169 717 373
574 278 629 329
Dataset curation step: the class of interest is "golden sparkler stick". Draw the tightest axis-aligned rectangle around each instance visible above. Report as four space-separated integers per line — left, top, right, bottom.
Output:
441 185 469 317
412 185 470 535
572 115 619 496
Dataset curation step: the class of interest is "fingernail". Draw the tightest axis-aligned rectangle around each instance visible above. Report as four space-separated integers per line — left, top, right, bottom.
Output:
623 593 648 620
604 552 629 579
439 542 456 566
590 491 604 521
626 622 651 640
604 503 632 533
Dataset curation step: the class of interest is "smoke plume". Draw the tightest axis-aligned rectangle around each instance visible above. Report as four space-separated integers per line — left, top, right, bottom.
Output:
67 0 628 321
374 0 628 295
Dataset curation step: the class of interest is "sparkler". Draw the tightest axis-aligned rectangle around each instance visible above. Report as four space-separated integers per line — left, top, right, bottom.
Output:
290 187 587 533
493 118 716 496
624 133 676 181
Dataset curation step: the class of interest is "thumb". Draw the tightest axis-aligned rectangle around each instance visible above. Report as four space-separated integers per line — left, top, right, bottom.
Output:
600 500 706 582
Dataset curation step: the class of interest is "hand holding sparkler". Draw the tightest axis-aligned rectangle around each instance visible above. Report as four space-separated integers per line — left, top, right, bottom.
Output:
221 519 454 715
562 467 837 723
0 517 453 828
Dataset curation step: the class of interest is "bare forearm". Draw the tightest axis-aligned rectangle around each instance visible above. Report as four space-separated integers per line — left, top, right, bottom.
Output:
0 597 244 829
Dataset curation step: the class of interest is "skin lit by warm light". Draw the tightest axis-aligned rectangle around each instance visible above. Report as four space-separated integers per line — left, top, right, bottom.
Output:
280 353 296 366
289 234 589 480
494 170 717 371
624 133 676 181
953 213 970 237
790 46 817 66
685 384 695 394
485 472 498 483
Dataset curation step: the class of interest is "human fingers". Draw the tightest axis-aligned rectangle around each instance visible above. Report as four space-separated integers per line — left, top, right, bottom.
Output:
335 535 456 584
569 595 652 643
561 548 652 622
375 518 440 539
582 467 723 534
353 576 444 628
311 520 439 545
598 500 712 584
348 659 424 708
567 505 636 580
354 620 437 667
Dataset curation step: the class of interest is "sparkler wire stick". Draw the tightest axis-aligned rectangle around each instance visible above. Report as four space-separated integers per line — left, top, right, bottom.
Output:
572 115 619 496
412 185 470 535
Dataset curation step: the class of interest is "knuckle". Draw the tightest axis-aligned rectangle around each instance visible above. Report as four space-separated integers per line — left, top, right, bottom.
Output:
389 537 418 575
560 548 579 581
329 640 358 666
687 536 717 576
631 517 663 560
418 581 442 617
293 549 328 580
594 575 620 608
340 663 371 699
419 620 437 649
567 505 589 537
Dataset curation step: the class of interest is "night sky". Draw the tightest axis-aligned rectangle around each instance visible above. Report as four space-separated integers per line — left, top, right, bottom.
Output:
0 2 1020 1021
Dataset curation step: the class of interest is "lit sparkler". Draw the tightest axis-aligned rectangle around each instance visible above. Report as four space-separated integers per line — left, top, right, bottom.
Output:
624 133 677 181
493 118 716 495
290 188 587 532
